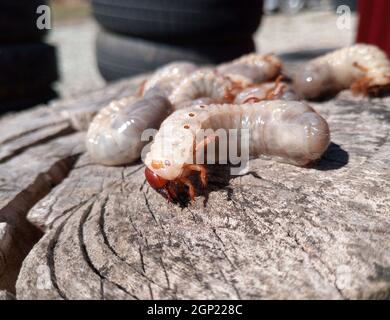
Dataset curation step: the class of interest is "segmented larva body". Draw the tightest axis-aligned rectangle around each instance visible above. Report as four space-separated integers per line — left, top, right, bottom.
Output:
235 81 299 104
86 94 172 166
293 44 390 99
169 69 235 108
143 61 197 97
145 100 330 181
218 53 282 86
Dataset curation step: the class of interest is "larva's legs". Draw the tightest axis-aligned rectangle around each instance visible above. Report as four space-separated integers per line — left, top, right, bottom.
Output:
264 54 282 70
195 135 216 152
166 182 178 203
178 177 196 200
265 75 285 100
243 97 261 103
185 164 207 188
352 61 369 73
194 135 216 164
137 79 147 96
351 76 373 95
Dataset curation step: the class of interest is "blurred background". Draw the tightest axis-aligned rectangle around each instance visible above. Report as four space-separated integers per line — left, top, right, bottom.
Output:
2 0 386 113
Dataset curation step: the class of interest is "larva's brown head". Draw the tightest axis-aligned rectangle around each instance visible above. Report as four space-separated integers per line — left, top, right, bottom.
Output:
145 167 168 190
145 167 179 203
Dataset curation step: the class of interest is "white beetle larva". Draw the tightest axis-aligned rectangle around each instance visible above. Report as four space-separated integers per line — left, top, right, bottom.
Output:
87 55 283 168
143 61 198 97
144 100 330 201
86 94 172 166
86 61 198 166
293 44 390 100
218 53 282 86
235 78 300 104
169 69 236 108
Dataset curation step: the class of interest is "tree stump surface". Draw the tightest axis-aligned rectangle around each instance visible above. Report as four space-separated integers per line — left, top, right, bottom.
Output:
0 74 389 299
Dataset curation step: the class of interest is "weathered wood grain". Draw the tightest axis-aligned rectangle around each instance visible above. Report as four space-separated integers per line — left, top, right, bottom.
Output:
0 77 143 293
0 133 83 293
0 290 15 300
13 89 390 299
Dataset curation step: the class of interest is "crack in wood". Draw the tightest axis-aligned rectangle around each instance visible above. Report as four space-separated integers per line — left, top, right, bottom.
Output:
47 215 72 300
0 120 69 145
98 195 163 288
0 153 80 293
79 201 138 299
0 126 75 164
285 229 345 299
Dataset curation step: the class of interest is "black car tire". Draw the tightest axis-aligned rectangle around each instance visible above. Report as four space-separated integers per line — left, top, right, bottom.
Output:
96 29 255 81
0 43 58 100
333 0 357 11
0 1 48 43
92 0 263 42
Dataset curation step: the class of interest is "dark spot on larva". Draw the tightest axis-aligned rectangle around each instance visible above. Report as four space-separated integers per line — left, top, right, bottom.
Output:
184 124 190 129
199 105 205 108
189 112 195 117
165 160 171 166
